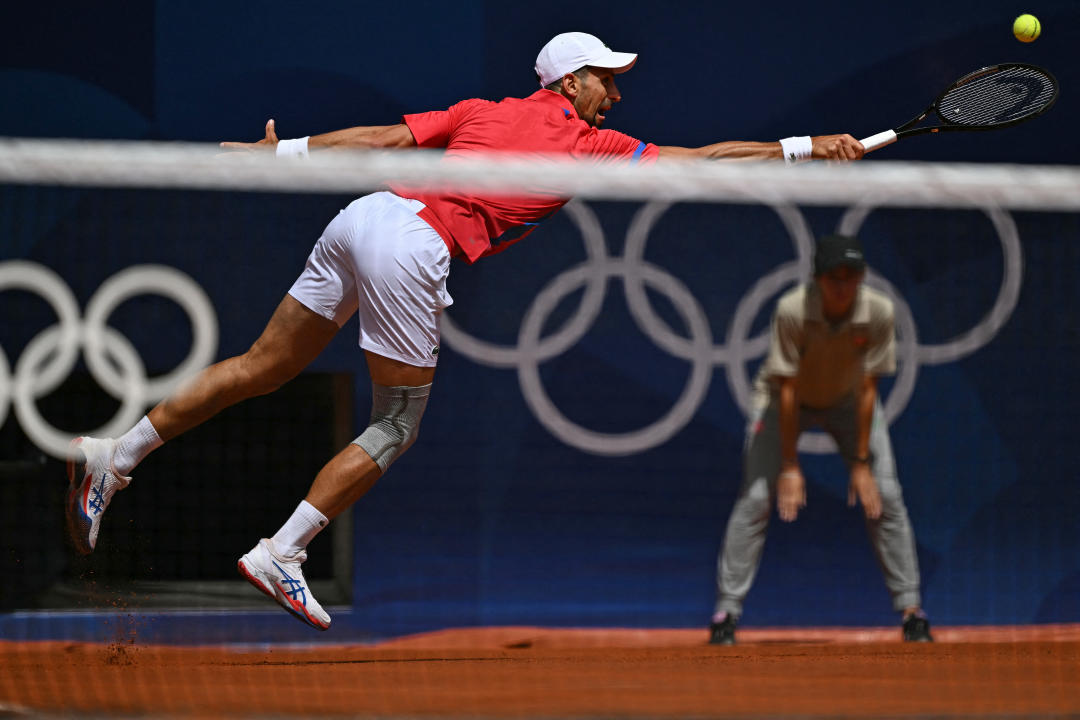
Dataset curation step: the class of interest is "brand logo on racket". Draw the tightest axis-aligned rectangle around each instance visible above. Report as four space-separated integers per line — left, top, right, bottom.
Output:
994 77 1045 122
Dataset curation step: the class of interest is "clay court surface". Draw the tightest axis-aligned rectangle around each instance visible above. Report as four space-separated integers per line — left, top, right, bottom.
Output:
2 625 1079 717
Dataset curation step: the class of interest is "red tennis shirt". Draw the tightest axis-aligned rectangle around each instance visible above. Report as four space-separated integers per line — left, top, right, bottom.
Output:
391 89 659 263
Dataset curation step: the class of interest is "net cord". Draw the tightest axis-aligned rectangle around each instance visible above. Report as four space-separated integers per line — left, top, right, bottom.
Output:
0 137 1078 211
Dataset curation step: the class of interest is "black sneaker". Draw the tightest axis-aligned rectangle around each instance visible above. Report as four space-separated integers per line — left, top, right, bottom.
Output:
709 614 737 645
902 613 933 642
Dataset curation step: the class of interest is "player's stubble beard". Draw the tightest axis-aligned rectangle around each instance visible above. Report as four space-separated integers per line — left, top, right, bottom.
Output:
577 101 611 128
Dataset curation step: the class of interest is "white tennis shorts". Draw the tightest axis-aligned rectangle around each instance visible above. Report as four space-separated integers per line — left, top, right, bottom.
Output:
288 191 453 367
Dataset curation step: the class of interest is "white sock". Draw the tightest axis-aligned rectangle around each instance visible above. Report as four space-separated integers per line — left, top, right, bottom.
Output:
112 416 163 476
271 500 329 558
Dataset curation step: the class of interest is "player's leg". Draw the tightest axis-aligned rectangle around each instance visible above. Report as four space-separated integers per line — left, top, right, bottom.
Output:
827 398 930 640
308 191 449 517
67 194 363 555
303 351 436 520
238 351 437 630
66 283 344 555
147 296 339 442
238 192 451 629
711 393 782 644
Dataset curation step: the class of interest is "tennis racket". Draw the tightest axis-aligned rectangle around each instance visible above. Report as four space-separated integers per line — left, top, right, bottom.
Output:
860 63 1058 152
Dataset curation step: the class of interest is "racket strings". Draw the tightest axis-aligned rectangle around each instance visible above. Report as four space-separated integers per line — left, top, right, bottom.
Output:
938 67 1056 127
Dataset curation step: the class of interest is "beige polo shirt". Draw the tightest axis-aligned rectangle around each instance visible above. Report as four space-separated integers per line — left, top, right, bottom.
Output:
753 282 896 409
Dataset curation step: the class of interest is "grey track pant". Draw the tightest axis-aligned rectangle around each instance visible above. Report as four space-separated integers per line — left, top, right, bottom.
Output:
714 392 922 617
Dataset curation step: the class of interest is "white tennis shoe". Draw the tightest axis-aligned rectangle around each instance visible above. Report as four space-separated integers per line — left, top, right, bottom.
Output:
238 538 331 631
66 436 131 555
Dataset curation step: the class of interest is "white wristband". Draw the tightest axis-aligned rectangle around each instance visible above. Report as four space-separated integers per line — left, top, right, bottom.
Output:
779 136 813 165
275 136 310 159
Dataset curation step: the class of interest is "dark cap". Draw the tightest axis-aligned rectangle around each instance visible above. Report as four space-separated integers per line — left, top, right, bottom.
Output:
814 234 866 275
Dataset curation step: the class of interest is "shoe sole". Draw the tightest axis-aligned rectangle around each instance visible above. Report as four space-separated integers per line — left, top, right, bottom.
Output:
65 439 93 556
237 557 330 632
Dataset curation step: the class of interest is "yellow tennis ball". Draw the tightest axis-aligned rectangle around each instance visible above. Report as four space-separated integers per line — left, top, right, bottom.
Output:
1013 13 1041 42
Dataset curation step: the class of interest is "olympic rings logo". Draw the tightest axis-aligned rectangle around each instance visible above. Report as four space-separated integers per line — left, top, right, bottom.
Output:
442 200 1022 456
0 262 218 459
3 200 1019 461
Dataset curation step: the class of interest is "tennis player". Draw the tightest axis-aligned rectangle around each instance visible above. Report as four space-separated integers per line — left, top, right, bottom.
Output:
67 32 865 630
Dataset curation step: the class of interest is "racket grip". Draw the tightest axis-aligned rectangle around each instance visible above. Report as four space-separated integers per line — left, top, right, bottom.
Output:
859 130 897 153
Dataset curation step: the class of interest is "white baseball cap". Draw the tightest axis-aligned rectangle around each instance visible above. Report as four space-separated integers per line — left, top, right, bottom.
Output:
534 32 638 88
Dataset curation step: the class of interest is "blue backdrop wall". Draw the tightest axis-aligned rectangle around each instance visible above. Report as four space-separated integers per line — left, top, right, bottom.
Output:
2 1 1079 636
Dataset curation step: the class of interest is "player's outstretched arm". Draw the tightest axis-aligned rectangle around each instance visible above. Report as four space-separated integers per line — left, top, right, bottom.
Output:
656 134 864 162
219 119 416 154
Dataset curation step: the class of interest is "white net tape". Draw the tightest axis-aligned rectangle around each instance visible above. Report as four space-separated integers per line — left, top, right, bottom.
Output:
1 137 1079 210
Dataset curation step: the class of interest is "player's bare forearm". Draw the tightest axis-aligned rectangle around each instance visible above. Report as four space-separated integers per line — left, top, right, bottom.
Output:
656 134 864 162
308 125 394 148
658 141 781 161
219 120 417 154
309 123 417 150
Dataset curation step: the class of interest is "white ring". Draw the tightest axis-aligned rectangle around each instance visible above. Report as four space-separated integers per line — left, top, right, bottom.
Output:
724 260 804 414
0 348 10 430
83 265 218 401
517 259 713 456
1 261 218 459
622 201 814 365
837 204 1022 365
14 326 147 458
0 261 82 397
439 201 609 368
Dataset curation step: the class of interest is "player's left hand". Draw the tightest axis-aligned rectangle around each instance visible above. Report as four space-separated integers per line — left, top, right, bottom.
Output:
811 134 865 162
218 118 279 154
847 463 882 519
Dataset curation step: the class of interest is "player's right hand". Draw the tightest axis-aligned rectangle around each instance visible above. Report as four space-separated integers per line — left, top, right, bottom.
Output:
811 134 865 162
777 468 806 522
218 118 279 154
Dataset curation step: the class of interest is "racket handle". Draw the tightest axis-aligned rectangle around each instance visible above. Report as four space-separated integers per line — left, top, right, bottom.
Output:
859 130 897 153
